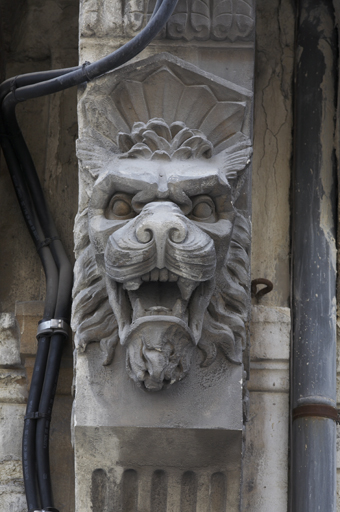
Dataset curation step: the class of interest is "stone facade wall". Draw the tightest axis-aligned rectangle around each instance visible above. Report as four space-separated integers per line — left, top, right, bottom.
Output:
0 0 78 510
251 0 294 307
3 0 337 511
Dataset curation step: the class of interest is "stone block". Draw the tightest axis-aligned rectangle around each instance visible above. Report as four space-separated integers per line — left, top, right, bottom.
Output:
74 343 242 430
73 52 254 512
242 392 289 512
250 305 290 361
0 313 21 366
74 427 242 512
242 306 290 511
15 301 44 356
0 459 23 483
50 396 75 512
0 369 27 404
0 404 25 460
24 356 73 395
0 484 26 512
74 343 243 512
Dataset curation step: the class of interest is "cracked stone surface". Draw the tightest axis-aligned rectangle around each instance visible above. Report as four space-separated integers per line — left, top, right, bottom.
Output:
251 0 294 308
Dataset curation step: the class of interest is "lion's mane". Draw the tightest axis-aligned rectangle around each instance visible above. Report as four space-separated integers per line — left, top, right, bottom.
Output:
72 119 251 367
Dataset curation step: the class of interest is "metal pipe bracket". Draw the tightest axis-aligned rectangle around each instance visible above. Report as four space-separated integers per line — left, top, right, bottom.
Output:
36 319 71 339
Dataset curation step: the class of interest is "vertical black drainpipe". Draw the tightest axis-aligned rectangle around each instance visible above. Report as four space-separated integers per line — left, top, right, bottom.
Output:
291 1 337 511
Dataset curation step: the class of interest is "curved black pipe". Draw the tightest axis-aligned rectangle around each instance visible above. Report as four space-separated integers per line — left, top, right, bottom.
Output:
0 66 80 103
0 1 178 509
1 110 73 511
0 126 40 245
0 126 59 508
2 0 177 104
36 333 65 508
2 110 73 320
23 335 52 511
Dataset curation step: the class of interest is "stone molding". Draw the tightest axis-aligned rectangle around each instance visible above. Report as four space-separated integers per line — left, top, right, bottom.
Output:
80 0 255 42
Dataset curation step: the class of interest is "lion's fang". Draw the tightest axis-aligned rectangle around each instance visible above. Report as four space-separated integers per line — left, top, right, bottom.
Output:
172 298 186 317
132 299 145 321
178 277 198 301
123 278 142 290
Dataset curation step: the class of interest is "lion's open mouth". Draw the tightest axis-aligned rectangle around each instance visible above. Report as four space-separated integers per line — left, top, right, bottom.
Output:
111 266 213 344
104 265 214 390
124 270 198 324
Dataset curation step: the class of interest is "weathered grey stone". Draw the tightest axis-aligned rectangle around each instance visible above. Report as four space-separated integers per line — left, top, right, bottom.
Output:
0 404 26 512
242 306 290 512
0 485 27 512
72 53 252 391
15 301 44 356
0 313 21 366
74 341 243 429
50 396 75 511
74 0 258 506
80 0 255 42
74 427 242 512
74 344 243 510
73 51 254 511
251 0 294 308
0 369 27 404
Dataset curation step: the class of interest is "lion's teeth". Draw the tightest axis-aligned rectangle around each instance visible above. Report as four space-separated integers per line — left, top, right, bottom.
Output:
159 268 169 282
178 277 198 300
150 268 160 281
139 269 180 283
123 278 142 291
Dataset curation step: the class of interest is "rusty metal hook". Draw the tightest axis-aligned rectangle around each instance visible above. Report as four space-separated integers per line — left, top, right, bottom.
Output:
251 278 273 300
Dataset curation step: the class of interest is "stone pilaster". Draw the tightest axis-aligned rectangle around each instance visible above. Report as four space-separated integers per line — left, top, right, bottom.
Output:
242 306 290 511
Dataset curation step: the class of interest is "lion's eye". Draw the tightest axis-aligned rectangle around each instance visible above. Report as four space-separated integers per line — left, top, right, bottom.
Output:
192 202 213 219
105 193 135 220
112 199 131 216
189 195 217 223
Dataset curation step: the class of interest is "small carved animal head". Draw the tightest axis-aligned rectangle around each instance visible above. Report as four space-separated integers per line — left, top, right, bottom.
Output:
72 118 251 391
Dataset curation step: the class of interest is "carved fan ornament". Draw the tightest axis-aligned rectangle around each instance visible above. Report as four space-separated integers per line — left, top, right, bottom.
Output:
72 54 252 391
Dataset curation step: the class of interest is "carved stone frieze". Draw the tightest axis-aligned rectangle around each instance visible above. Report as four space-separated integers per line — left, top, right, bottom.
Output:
125 0 255 41
80 0 255 42
72 54 252 392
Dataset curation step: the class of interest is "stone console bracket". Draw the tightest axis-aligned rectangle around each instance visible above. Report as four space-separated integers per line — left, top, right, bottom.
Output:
73 4 255 507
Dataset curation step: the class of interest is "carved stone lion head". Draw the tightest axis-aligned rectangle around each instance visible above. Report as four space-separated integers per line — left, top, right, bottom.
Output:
72 55 252 391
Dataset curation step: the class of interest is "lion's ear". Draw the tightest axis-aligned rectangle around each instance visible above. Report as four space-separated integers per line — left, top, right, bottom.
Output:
77 127 119 180
221 133 252 201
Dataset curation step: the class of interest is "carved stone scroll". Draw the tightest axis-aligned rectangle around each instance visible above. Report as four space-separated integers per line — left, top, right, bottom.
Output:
72 53 252 392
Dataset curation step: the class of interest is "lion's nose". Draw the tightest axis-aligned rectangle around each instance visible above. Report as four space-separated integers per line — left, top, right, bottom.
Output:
135 203 188 268
136 216 187 244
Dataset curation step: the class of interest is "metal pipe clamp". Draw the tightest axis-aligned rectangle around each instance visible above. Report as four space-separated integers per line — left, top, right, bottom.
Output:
36 319 71 339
